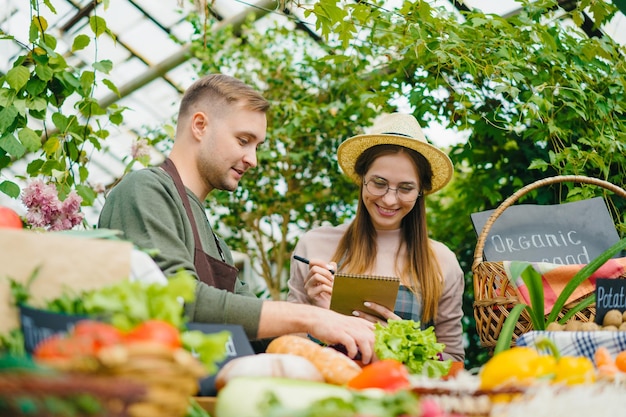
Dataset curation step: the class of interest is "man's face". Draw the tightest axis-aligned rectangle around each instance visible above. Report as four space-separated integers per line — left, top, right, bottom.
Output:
196 102 267 193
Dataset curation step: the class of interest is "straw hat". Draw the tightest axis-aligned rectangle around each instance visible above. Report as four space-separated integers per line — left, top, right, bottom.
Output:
337 113 453 194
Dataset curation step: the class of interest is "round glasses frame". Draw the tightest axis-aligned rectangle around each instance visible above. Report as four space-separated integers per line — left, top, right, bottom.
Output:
363 178 421 202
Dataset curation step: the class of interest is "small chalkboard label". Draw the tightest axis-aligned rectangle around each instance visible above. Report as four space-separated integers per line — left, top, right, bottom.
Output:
471 197 621 264
595 278 626 325
19 305 89 354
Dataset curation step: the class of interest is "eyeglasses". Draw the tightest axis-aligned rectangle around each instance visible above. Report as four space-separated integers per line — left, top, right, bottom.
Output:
364 177 421 202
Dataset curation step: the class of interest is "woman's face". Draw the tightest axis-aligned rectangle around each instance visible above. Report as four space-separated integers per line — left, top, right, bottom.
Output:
362 152 420 230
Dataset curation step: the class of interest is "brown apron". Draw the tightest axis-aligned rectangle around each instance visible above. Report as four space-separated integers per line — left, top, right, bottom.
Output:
161 158 237 293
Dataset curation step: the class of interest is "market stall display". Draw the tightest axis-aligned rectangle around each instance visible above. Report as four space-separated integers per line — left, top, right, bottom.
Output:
3 211 626 417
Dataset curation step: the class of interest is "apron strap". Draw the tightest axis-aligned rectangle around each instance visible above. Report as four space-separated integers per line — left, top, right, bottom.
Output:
161 158 205 257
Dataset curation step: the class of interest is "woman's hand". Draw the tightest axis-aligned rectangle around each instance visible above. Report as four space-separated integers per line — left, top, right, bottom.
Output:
352 302 401 325
303 259 336 309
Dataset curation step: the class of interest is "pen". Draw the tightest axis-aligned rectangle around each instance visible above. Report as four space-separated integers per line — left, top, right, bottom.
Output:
293 255 335 274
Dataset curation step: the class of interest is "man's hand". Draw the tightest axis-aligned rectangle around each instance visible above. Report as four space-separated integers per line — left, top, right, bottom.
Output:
257 301 376 364
306 307 376 364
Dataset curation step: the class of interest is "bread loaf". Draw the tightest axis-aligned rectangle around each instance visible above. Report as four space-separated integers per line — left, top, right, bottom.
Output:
215 353 324 391
266 335 362 385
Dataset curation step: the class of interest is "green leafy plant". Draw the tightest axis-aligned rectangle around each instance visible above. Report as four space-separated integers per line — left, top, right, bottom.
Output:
0 0 125 206
373 319 451 378
495 237 626 354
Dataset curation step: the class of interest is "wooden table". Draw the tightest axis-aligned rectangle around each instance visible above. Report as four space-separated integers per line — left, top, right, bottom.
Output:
193 396 217 415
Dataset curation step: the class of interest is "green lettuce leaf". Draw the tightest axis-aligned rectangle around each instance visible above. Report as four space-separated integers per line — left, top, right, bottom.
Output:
374 319 451 378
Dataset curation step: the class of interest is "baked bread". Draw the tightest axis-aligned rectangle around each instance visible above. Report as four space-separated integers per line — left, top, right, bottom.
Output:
266 335 362 385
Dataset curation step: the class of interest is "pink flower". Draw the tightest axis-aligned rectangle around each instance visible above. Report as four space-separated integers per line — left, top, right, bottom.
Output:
131 138 150 160
21 179 84 230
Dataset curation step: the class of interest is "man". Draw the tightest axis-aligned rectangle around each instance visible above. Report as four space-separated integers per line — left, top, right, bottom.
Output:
99 73 374 362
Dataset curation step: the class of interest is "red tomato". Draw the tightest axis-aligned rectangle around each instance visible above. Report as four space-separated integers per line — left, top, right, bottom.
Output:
0 206 23 229
347 359 411 392
34 333 98 359
124 320 182 348
72 320 124 350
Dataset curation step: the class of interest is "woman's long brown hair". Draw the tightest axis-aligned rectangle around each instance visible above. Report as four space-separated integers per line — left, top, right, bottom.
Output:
331 144 443 323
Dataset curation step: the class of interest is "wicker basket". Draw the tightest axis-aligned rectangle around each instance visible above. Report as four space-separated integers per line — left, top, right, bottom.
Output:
40 342 207 417
472 175 626 350
0 371 146 417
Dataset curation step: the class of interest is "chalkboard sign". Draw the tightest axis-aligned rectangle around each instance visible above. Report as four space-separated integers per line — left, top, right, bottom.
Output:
595 278 626 325
471 197 621 264
19 305 89 353
186 322 255 397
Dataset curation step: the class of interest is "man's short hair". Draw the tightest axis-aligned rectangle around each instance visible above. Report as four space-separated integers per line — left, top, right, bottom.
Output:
178 74 269 122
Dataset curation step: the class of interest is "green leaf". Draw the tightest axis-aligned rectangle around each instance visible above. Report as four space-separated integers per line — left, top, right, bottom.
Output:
93 60 113 74
26 96 47 112
78 165 89 182
0 132 26 158
80 71 95 95
0 105 19 132
29 19 39 43
0 180 21 198
51 112 69 132
89 16 107 37
102 78 119 96
182 330 229 375
26 159 44 176
12 98 27 117
42 0 56 13
41 32 57 50
71 34 90 51
34 63 53 82
76 184 96 206
6 66 30 91
518 264 545 330
495 303 528 354
55 228 123 240
18 127 42 152
0 89 16 107
42 136 60 155
163 124 175 139
109 110 123 125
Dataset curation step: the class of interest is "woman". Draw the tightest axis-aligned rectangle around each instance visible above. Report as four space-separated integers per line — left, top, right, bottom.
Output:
287 113 465 361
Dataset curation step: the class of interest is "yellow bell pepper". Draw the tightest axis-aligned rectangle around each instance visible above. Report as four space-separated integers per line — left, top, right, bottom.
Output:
480 347 555 389
553 356 596 385
481 337 597 390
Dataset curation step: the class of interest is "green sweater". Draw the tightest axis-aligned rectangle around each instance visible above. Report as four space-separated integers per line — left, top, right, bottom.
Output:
98 167 263 338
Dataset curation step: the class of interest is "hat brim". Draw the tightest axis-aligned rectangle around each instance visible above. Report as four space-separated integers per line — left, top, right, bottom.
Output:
337 134 453 194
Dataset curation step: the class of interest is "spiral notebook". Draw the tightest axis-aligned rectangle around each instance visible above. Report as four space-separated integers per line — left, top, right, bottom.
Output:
330 273 400 320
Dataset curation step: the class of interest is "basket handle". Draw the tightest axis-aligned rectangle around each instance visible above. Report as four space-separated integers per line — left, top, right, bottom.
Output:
472 175 626 270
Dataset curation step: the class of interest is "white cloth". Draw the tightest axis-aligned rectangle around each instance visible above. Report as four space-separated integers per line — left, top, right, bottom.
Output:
130 249 168 284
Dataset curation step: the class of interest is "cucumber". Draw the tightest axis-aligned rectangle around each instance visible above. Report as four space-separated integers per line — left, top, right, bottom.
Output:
215 377 352 417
